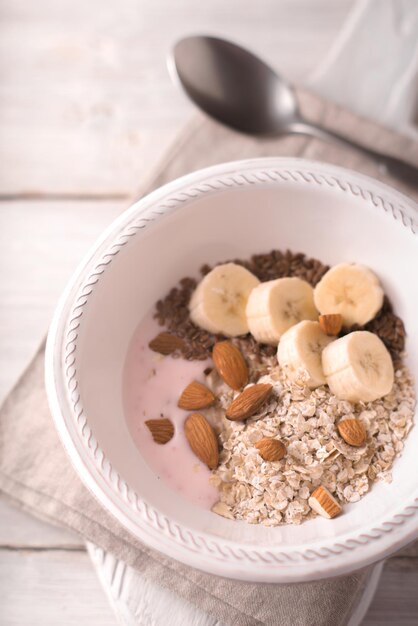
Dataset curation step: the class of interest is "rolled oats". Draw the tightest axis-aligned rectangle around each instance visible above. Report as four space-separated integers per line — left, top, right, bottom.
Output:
209 359 415 526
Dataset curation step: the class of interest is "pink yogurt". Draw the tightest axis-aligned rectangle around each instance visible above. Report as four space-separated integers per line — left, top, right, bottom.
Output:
123 311 219 509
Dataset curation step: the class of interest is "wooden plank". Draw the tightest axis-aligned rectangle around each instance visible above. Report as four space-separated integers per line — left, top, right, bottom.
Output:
0 498 82 549
0 200 122 401
0 0 352 195
362 558 418 625
0 549 117 626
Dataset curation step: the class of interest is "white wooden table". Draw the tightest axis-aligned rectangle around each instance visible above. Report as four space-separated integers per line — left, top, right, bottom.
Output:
1 1 417 623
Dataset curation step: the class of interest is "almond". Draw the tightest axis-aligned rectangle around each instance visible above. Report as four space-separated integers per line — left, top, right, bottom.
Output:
148 332 185 355
319 314 343 336
184 413 219 470
337 418 366 447
225 383 273 421
212 341 248 390
308 486 342 519
178 381 216 410
255 438 286 462
145 418 174 444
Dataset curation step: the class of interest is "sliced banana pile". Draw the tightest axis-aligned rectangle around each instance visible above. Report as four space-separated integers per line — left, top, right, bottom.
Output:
189 261 394 402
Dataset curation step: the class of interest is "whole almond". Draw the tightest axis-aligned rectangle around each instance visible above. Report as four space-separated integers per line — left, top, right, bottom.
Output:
255 438 286 462
319 314 343 336
226 383 273 421
184 413 219 470
212 341 248 390
148 332 185 355
145 418 174 444
337 418 366 447
308 486 342 519
178 381 216 410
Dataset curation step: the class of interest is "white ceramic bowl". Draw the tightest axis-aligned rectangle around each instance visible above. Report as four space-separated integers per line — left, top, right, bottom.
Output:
46 157 418 583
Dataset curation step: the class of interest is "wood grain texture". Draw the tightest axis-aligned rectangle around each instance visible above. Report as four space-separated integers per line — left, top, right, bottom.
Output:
0 200 122 401
0 550 117 626
0 0 352 195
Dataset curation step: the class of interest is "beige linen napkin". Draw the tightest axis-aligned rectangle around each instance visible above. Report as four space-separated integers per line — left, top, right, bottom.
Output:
0 88 417 626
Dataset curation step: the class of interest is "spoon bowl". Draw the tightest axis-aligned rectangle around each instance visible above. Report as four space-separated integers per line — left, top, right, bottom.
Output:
171 35 299 135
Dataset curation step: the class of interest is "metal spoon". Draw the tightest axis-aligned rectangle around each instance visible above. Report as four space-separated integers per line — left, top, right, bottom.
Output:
169 35 418 187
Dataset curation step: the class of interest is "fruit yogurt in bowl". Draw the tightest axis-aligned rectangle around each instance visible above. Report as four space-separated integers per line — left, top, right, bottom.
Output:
123 249 415 526
46 158 418 581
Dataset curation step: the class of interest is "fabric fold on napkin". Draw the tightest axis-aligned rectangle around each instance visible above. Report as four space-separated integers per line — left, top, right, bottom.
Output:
0 87 417 626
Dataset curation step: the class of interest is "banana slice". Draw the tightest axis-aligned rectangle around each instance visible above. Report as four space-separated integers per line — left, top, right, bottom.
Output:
322 331 394 402
189 263 260 336
246 277 318 345
277 320 334 388
314 263 383 326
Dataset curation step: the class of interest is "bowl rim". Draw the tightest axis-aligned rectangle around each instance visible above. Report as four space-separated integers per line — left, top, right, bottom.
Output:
45 157 418 582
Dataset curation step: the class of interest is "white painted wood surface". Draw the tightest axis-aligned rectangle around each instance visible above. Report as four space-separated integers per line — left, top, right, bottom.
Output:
1 550 117 626
0 0 417 624
0 0 352 195
0 200 122 399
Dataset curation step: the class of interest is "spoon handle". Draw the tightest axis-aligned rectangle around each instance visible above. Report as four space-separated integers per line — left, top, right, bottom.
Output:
290 122 418 189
